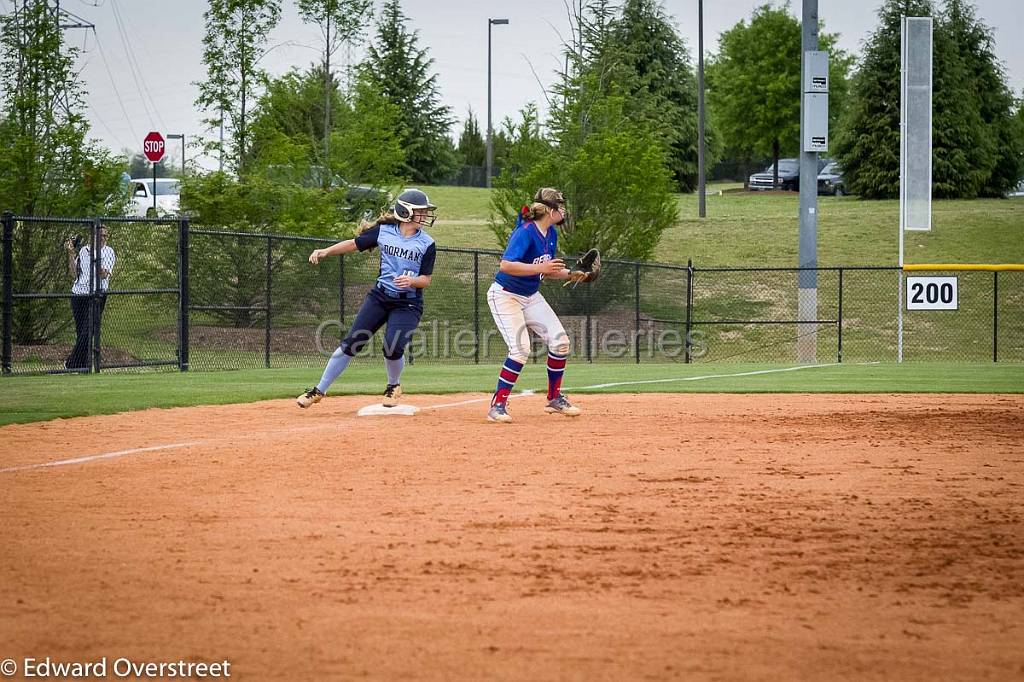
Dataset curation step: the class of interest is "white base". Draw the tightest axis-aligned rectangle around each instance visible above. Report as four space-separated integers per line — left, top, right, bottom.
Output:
357 403 420 417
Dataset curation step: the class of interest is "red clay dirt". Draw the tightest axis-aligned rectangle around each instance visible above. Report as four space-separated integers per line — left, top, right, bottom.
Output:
2 393 1023 681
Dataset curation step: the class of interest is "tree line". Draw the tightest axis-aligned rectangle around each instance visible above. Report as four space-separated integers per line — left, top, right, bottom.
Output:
1 0 1022 233
0 0 1021 345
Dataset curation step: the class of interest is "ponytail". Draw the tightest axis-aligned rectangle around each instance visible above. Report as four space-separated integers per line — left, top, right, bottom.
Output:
357 210 398 235
516 187 565 224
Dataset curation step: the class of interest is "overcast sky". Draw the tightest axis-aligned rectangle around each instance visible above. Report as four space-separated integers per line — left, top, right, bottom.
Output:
16 0 1023 170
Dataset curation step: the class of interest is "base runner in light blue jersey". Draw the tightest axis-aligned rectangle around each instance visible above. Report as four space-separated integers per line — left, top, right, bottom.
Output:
297 189 438 411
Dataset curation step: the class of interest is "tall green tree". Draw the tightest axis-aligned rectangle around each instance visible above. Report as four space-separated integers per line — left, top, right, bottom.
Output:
456 108 485 166
357 0 454 183
605 0 714 192
194 0 282 176
834 0 1015 199
0 1 125 344
296 0 372 181
833 0 933 198
247 65 338 175
330 74 405 185
707 4 851 188
942 0 1022 196
246 65 404 187
493 2 677 268
930 1 990 197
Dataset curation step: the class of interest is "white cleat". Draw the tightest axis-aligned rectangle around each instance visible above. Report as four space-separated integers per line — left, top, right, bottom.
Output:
297 387 324 408
545 394 581 416
383 383 402 407
487 403 513 423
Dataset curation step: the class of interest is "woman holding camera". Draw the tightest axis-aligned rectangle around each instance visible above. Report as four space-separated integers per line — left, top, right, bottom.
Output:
65 225 115 370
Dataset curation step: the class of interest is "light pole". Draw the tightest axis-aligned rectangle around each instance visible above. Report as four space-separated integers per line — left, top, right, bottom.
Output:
167 134 185 175
486 18 509 189
697 0 706 217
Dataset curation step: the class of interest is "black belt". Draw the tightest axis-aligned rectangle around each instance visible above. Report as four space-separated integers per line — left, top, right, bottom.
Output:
376 283 420 300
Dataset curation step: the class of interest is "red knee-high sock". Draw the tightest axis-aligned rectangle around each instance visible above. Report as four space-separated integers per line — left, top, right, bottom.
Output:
493 357 524 405
547 351 567 400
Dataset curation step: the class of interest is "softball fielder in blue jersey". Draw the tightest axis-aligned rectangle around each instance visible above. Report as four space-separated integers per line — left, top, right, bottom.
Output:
298 189 437 409
486 188 589 423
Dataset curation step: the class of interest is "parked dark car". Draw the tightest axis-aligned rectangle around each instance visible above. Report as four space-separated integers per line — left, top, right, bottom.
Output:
748 158 829 191
263 164 390 220
817 161 847 196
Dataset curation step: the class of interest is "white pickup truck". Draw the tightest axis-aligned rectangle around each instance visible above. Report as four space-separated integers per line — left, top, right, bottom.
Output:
129 178 181 217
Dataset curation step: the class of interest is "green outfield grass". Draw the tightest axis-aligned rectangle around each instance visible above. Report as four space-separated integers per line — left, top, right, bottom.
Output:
1 362 1020 426
423 184 1024 267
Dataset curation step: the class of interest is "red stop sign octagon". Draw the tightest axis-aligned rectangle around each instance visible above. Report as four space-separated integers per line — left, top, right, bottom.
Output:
143 131 165 162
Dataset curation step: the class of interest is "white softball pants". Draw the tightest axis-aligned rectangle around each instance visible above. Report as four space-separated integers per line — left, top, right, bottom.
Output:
487 282 570 364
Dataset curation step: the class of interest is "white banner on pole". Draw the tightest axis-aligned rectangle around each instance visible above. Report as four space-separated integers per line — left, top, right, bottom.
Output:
898 16 933 363
901 16 933 233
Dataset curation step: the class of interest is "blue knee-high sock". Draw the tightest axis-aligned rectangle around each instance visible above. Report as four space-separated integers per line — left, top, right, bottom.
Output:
385 356 404 385
317 348 354 393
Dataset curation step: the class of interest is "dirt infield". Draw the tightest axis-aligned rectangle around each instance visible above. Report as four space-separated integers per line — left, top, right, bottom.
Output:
2 393 1023 681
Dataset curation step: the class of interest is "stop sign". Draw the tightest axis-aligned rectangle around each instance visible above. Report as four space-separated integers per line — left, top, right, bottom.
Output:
143 131 165 162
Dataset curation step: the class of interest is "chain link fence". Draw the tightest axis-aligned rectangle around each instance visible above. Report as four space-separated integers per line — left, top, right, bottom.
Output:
2 212 1020 375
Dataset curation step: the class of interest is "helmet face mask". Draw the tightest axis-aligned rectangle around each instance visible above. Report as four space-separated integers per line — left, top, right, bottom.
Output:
533 188 567 226
394 188 437 228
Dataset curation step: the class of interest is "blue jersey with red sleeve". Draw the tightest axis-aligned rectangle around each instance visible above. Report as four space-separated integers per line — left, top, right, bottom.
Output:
494 221 558 296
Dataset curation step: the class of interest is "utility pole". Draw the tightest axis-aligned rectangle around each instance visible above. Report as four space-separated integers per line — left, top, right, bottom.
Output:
797 0 824 363
697 0 706 218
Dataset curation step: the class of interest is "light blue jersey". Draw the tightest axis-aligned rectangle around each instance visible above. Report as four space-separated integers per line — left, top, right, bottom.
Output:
494 221 558 296
355 223 437 296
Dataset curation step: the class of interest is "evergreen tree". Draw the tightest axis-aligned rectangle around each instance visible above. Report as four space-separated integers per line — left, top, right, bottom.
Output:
493 2 677 266
835 0 1019 199
125 151 176 179
605 0 713 192
942 0 1022 196
833 0 935 198
930 1 990 198
357 0 454 183
331 73 406 185
247 65 341 176
245 64 404 187
456 109 486 167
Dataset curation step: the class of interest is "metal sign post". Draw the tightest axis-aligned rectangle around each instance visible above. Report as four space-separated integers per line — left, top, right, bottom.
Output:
143 131 166 213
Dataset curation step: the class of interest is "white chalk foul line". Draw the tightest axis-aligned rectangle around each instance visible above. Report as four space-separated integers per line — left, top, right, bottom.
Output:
0 441 203 474
420 363 841 409
571 362 841 390
5 363 844 472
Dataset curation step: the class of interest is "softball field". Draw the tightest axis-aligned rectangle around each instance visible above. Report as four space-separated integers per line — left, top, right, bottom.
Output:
2 390 1022 680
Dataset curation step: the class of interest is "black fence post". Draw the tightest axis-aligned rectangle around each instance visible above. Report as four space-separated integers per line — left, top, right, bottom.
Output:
1 211 13 374
265 235 273 369
684 258 694 363
473 251 480 364
585 275 593 363
338 253 345 329
89 218 101 373
993 270 998 363
838 267 844 363
634 262 641 364
178 216 190 371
